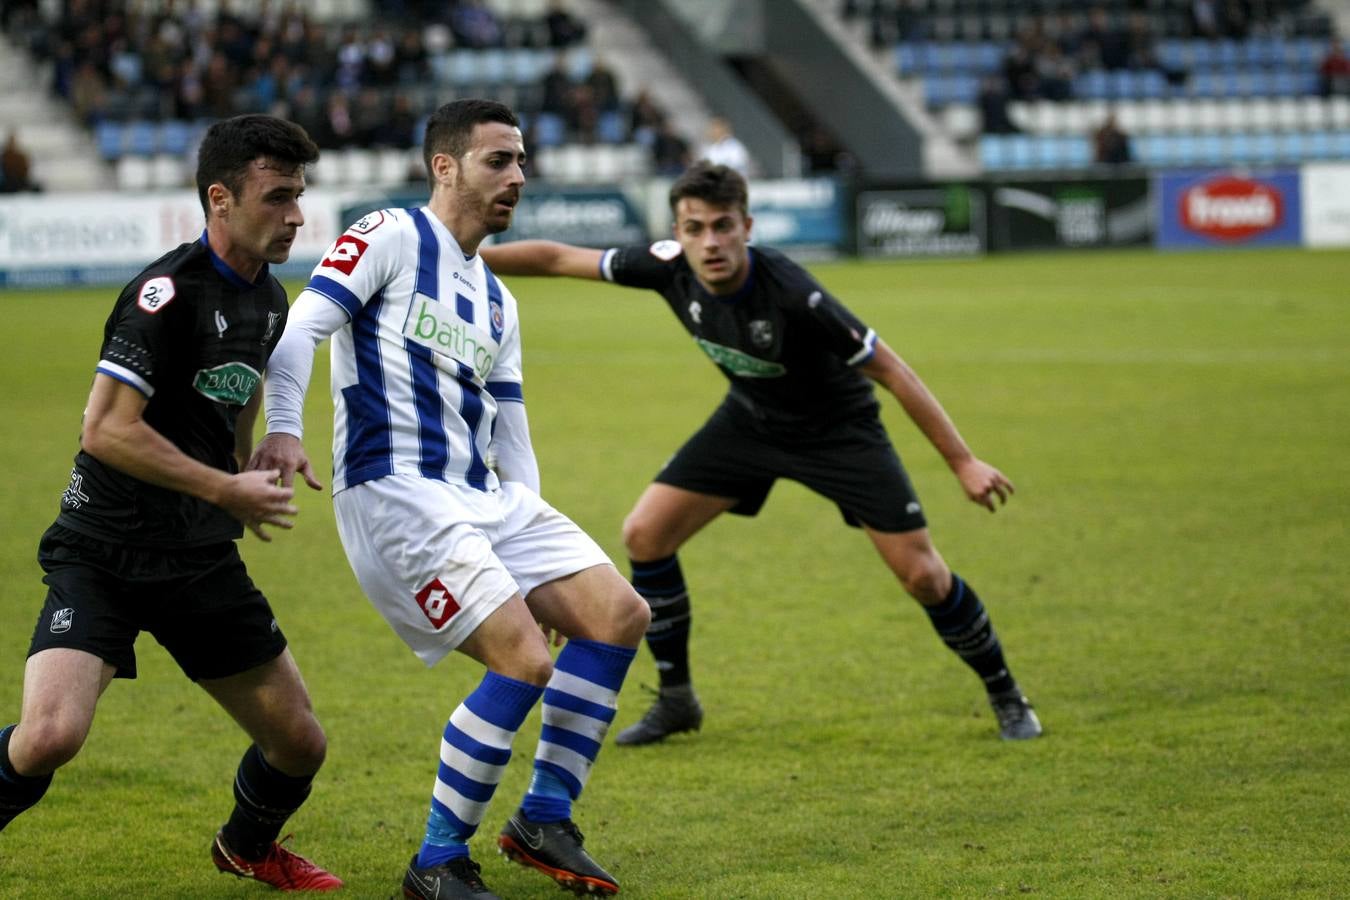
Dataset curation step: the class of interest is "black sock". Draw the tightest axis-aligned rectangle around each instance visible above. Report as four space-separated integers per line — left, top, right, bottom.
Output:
630 555 693 689
0 724 53 833
221 744 314 858
922 574 1017 695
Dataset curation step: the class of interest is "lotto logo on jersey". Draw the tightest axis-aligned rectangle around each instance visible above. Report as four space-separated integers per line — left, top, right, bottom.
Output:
137 276 176 314
321 235 369 276
414 577 461 628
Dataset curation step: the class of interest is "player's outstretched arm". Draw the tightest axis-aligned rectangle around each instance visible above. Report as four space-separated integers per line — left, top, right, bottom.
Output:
859 338 1014 512
481 240 604 280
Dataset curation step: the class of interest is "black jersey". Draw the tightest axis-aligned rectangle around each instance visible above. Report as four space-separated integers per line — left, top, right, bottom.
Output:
55 234 289 548
604 241 879 431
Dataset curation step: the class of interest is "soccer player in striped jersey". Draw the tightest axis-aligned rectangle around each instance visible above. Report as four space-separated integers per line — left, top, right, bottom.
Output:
251 99 648 899
481 161 1042 747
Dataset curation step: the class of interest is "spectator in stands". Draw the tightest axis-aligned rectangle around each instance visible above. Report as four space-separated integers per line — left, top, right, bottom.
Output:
395 27 429 84
1035 44 1076 101
545 0 588 48
651 118 692 176
69 59 108 124
1093 112 1132 165
450 0 504 49
978 75 1019 134
541 55 574 115
1 130 40 193
586 56 621 112
629 88 665 140
1191 0 1221 39
697 117 751 175
1080 7 1130 71
1319 38 1350 97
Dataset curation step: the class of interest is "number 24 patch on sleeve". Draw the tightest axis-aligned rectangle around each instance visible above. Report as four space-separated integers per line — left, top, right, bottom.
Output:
137 276 176 314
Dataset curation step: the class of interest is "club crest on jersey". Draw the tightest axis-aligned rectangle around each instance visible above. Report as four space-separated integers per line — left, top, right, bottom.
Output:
137 276 176 314
688 300 702 324
489 296 505 336
415 577 461 628
748 319 774 348
349 210 387 234
648 239 682 261
261 311 282 344
50 607 74 634
321 235 369 276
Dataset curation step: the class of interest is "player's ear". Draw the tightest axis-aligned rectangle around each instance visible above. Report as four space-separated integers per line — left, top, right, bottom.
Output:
743 213 754 239
431 151 456 187
207 182 232 220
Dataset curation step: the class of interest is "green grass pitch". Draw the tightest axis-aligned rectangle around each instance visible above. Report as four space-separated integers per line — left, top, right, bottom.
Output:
1 246 1347 897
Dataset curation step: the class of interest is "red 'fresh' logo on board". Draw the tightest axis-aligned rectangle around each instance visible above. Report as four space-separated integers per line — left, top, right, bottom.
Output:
1180 177 1283 242
414 578 461 628
321 235 369 275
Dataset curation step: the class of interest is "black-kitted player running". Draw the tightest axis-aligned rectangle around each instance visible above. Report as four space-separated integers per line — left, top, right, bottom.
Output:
0 115 343 891
481 161 1041 745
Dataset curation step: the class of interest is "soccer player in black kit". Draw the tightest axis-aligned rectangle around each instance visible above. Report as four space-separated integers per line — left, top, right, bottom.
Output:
0 115 343 890
481 161 1042 745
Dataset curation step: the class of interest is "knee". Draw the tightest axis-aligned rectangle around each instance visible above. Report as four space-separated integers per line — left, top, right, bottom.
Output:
10 719 87 775
898 557 952 605
263 716 328 776
621 511 670 561
507 654 555 688
613 586 652 645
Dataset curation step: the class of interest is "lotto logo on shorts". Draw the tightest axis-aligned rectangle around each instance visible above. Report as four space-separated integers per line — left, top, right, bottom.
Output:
415 578 461 628
50 608 74 634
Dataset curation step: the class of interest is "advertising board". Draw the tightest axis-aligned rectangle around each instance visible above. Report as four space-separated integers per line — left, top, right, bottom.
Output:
1156 170 1302 249
988 178 1152 251
856 185 985 258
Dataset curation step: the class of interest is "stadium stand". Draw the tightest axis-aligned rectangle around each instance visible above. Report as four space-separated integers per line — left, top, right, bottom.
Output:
0 0 714 190
836 0 1350 172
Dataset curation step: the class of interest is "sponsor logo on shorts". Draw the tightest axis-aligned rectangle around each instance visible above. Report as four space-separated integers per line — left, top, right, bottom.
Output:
321 235 369 276
415 578 461 628
51 608 74 634
62 469 90 508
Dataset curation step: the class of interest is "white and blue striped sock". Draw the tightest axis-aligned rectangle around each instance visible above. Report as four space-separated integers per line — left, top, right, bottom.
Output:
418 672 542 868
521 640 637 823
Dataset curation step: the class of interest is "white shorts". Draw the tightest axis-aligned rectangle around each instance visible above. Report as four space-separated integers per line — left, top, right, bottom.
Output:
333 475 612 666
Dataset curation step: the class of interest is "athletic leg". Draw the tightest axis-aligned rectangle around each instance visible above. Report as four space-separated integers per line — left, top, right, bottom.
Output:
495 566 644 895
865 526 1041 740
201 649 342 890
1 649 112 831
617 484 733 745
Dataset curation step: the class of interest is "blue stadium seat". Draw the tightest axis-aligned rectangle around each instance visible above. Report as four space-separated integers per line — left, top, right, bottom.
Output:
96 121 124 161
895 42 920 76
1157 39 1186 71
478 49 508 84
1250 132 1279 165
1306 130 1334 159
1279 132 1307 161
596 110 626 144
1062 136 1092 168
973 42 1002 73
979 135 1007 170
127 120 158 156
532 111 566 147
159 120 191 156
1197 133 1225 164
1007 135 1035 170
1215 40 1240 70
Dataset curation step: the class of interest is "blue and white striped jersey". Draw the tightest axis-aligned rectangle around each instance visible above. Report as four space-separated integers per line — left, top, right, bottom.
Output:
295 206 523 494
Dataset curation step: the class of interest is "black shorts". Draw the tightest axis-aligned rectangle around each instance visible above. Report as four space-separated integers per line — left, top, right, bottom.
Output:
28 524 288 681
655 401 928 533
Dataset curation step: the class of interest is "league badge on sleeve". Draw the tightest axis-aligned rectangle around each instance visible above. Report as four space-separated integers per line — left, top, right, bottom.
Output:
349 210 387 235
136 276 176 314
648 239 682 261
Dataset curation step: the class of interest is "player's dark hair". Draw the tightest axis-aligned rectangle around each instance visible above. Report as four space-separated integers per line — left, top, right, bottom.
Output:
422 98 520 187
669 160 749 217
195 114 318 215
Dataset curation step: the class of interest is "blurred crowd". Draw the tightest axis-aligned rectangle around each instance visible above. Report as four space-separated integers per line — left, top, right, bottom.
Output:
1 0 699 173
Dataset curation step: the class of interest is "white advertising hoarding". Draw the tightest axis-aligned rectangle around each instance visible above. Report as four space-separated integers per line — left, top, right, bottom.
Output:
0 189 355 287
1302 163 1350 248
